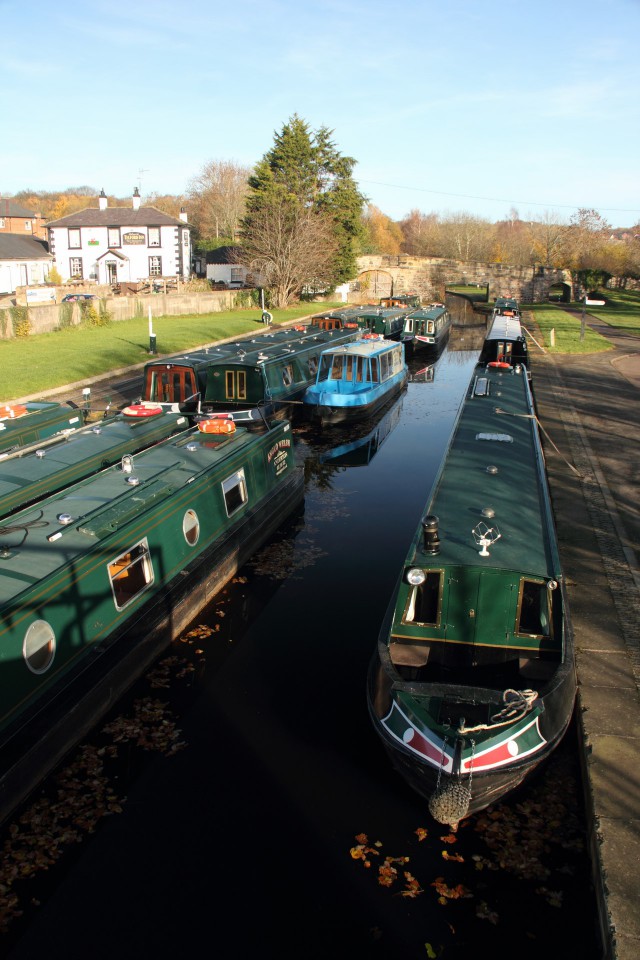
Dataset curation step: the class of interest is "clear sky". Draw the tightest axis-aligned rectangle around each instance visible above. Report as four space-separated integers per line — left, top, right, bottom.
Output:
2 0 639 227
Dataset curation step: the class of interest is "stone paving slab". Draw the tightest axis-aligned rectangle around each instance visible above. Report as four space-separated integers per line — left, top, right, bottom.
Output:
528 315 640 960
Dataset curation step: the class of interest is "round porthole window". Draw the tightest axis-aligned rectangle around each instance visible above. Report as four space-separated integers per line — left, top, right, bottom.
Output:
23 619 56 674
183 509 200 546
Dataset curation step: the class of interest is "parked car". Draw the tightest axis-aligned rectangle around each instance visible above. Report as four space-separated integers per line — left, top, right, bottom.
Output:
61 293 98 302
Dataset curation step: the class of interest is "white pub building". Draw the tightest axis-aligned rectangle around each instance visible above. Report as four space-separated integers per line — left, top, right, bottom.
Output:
46 189 192 285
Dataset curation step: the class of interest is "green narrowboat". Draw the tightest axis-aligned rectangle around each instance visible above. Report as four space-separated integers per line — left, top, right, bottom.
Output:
0 400 85 454
0 416 303 808
379 294 421 309
479 312 529 371
367 360 575 829
401 303 452 356
350 306 408 340
0 407 190 518
140 325 361 426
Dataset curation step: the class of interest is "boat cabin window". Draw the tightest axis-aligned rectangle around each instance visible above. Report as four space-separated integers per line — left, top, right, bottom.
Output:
282 364 294 387
380 352 390 381
308 356 318 376
225 370 247 400
427 320 435 334
330 356 344 379
183 509 200 546
345 355 355 382
109 539 154 610
370 358 379 382
23 619 56 674
403 571 442 625
222 468 248 517
516 579 551 637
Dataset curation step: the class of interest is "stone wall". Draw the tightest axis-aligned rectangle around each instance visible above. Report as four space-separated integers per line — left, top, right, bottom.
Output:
0 289 240 340
352 254 573 304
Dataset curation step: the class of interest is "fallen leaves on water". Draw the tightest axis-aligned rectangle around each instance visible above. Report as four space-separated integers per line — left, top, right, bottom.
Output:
400 872 424 898
415 827 428 841
441 851 464 863
431 877 473 904
0 649 193 934
475 900 500 924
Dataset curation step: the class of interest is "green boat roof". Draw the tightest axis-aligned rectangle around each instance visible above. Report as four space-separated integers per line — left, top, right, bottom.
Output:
0 424 267 607
409 365 559 579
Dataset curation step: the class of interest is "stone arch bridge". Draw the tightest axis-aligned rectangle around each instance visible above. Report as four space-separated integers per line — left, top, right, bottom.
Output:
351 254 573 306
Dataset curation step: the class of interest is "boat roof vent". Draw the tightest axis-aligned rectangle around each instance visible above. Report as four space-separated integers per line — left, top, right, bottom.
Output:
473 377 489 397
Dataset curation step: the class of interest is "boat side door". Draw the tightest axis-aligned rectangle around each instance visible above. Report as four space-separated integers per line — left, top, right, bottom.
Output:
144 365 197 403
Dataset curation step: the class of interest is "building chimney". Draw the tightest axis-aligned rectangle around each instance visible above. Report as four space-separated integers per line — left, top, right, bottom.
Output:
98 189 108 211
132 187 141 211
179 206 188 223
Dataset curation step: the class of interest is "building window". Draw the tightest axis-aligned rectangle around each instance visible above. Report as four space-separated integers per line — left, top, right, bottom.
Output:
25 220 32 231
149 256 162 276
230 268 243 284
69 228 81 248
182 229 189 247
69 257 83 278
148 227 161 247
0 218 5 228
108 227 121 247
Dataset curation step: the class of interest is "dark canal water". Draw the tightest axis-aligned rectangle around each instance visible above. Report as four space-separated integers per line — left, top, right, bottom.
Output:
1 332 602 959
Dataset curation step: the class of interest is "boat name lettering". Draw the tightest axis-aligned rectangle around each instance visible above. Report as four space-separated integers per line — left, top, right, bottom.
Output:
267 438 291 461
268 438 291 475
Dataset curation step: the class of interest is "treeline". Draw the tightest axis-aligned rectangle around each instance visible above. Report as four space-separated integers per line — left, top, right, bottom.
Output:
10 123 640 297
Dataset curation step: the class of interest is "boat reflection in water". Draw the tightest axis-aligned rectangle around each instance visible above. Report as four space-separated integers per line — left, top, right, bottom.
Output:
319 390 404 468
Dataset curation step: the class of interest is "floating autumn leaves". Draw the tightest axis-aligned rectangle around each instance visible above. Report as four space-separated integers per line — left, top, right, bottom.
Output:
349 759 587 949
0 630 209 936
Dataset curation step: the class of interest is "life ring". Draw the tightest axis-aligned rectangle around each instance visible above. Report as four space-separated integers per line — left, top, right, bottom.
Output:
488 361 511 369
345 322 360 328
362 333 379 340
121 402 164 418
198 418 236 435
294 325 306 331
0 403 28 420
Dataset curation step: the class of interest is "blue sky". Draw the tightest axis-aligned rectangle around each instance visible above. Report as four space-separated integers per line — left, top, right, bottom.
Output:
2 0 639 226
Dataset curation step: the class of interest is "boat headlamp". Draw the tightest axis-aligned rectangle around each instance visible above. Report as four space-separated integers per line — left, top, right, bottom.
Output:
407 568 426 586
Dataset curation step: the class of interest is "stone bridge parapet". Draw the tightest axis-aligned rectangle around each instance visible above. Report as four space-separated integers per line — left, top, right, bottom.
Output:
351 255 573 305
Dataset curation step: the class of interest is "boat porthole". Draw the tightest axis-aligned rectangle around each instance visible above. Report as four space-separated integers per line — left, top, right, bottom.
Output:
183 509 200 546
23 620 56 674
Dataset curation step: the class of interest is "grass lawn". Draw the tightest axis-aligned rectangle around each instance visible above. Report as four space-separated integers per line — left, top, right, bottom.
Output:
0 303 341 402
522 289 640 355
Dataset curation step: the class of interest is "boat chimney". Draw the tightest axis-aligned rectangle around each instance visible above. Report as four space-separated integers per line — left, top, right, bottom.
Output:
132 187 141 211
422 515 440 554
98 189 108 211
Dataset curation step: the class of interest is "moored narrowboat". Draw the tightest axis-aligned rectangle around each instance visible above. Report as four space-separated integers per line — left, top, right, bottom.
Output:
139 325 361 425
350 306 408 340
401 303 452 356
479 311 529 371
0 407 189 518
0 400 85 454
367 360 575 829
0 416 303 810
302 338 408 427
380 294 421 309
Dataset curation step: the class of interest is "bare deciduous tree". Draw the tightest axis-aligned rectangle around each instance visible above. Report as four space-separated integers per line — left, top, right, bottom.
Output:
186 160 251 242
239 196 338 308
